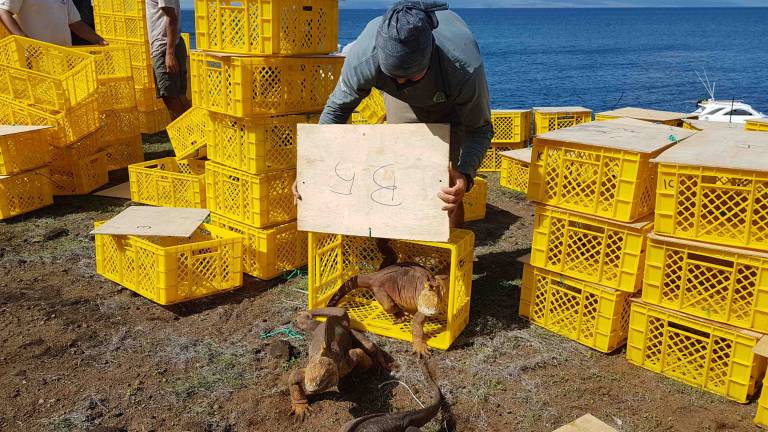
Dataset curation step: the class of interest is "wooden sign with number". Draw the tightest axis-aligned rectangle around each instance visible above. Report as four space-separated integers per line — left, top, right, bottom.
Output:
296 124 450 242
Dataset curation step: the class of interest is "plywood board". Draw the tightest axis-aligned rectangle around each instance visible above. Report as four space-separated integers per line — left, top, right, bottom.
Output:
494 109 531 114
753 336 768 357
652 127 768 171
553 414 617 432
500 147 532 164
598 107 692 123
92 182 131 199
90 206 210 237
682 119 742 131
297 124 450 242
533 106 592 113
0 125 51 136
536 117 696 153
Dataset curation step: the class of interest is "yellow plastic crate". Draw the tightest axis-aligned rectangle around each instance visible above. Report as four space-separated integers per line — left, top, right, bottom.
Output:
308 229 475 350
208 112 319 174
499 148 531 193
100 108 140 147
95 222 244 305
0 36 98 112
190 52 343 117
128 158 206 208
138 107 172 134
195 0 338 55
655 164 768 252
531 206 653 293
756 366 768 428
0 19 9 39
167 107 211 160
210 213 308 280
491 109 531 144
594 108 690 128
182 33 192 101
0 167 53 220
49 150 109 196
643 233 768 332
74 45 135 111
746 119 768 132
520 263 632 353
124 40 155 89
0 126 51 176
0 96 100 147
534 107 592 135
205 162 295 228
626 299 766 403
135 86 166 112
93 11 149 44
50 129 104 161
354 88 386 125
529 119 693 222
478 143 523 172
104 135 145 171
464 177 487 222
92 0 144 16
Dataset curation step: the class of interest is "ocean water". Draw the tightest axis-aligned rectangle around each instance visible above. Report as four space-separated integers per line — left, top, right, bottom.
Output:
181 7 768 113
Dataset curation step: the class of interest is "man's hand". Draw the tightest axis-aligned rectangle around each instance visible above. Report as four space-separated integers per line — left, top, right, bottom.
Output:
98 38 109 46
292 179 301 205
165 51 179 74
437 166 467 212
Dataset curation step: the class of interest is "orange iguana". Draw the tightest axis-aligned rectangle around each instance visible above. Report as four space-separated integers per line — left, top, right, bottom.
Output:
326 263 449 358
288 307 394 422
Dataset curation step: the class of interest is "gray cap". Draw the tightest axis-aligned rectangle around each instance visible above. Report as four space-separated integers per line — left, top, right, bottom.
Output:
376 1 449 78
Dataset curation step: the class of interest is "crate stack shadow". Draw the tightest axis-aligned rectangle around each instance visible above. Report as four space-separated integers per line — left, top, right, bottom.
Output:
92 0 176 134
156 0 343 283
498 106 592 196
519 118 692 355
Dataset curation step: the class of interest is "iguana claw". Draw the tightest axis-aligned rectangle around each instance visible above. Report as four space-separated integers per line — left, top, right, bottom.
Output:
291 402 311 423
413 340 431 359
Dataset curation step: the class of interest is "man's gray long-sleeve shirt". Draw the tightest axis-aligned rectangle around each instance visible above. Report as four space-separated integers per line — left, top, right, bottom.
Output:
319 10 494 180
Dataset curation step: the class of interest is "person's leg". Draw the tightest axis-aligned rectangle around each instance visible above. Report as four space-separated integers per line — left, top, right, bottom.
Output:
152 38 190 120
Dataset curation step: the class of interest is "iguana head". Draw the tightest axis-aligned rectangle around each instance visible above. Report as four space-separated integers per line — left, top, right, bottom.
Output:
304 356 339 393
417 275 449 316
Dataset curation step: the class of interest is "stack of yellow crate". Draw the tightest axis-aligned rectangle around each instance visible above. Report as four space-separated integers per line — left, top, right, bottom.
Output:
520 118 694 353
533 106 593 135
626 128 768 415
479 109 531 172
93 0 172 134
172 0 344 281
594 107 691 128
0 36 106 196
0 126 54 219
499 147 531 194
73 45 145 171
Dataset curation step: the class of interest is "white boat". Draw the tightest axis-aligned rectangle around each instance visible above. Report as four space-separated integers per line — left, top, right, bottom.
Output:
690 71 767 124
692 99 766 124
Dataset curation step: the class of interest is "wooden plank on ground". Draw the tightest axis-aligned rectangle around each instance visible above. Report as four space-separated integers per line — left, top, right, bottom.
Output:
296 124 450 242
93 182 131 199
553 414 618 432
90 206 210 237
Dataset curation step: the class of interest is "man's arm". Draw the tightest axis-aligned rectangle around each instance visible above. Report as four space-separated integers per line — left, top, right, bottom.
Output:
318 67 370 125
69 21 107 45
160 5 179 73
453 64 494 183
0 0 27 37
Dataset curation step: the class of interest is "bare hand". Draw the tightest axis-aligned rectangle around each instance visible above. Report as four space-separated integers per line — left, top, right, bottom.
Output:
98 38 109 46
165 52 179 74
292 179 301 205
290 401 311 423
437 166 467 212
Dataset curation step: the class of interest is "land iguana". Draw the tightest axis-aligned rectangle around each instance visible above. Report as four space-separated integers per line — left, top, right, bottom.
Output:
338 359 442 432
288 307 395 422
326 263 449 358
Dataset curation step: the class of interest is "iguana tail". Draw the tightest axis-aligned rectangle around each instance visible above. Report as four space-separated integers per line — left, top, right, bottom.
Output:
327 275 362 307
405 359 442 428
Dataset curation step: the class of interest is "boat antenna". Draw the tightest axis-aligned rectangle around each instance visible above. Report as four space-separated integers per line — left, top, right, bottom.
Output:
696 70 716 100
730 97 735 124
611 91 624 110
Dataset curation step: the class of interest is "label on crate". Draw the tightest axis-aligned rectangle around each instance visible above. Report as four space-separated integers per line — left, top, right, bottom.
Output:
297 124 450 242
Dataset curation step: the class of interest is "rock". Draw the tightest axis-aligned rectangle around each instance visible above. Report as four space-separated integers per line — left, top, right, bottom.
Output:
43 228 69 242
267 339 293 362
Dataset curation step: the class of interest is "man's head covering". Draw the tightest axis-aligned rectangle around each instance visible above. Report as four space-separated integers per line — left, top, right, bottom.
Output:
376 1 449 78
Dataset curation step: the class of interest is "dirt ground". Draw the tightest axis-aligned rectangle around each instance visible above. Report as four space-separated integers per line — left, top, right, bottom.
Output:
0 137 761 432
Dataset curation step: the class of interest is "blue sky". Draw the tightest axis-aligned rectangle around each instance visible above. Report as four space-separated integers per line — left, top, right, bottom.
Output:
180 0 765 9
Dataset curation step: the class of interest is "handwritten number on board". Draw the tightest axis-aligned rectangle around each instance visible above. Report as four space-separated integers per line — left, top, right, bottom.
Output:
370 164 402 207
329 161 355 195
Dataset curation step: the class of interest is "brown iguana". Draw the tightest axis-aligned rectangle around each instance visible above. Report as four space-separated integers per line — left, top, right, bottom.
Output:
338 359 442 432
326 263 449 358
288 307 394 422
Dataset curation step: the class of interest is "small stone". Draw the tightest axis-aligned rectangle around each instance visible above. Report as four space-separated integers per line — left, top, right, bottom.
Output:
267 339 293 362
43 227 69 242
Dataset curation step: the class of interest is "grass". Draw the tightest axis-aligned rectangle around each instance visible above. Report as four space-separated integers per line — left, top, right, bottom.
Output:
165 341 253 401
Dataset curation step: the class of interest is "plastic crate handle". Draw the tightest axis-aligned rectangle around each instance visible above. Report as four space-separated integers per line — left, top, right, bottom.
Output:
303 5 313 11
667 320 710 339
685 251 735 270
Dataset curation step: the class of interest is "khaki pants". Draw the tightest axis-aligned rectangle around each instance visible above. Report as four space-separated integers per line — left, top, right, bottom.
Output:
383 93 464 228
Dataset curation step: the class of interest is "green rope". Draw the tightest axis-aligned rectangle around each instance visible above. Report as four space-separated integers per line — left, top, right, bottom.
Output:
283 269 307 281
260 326 305 340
